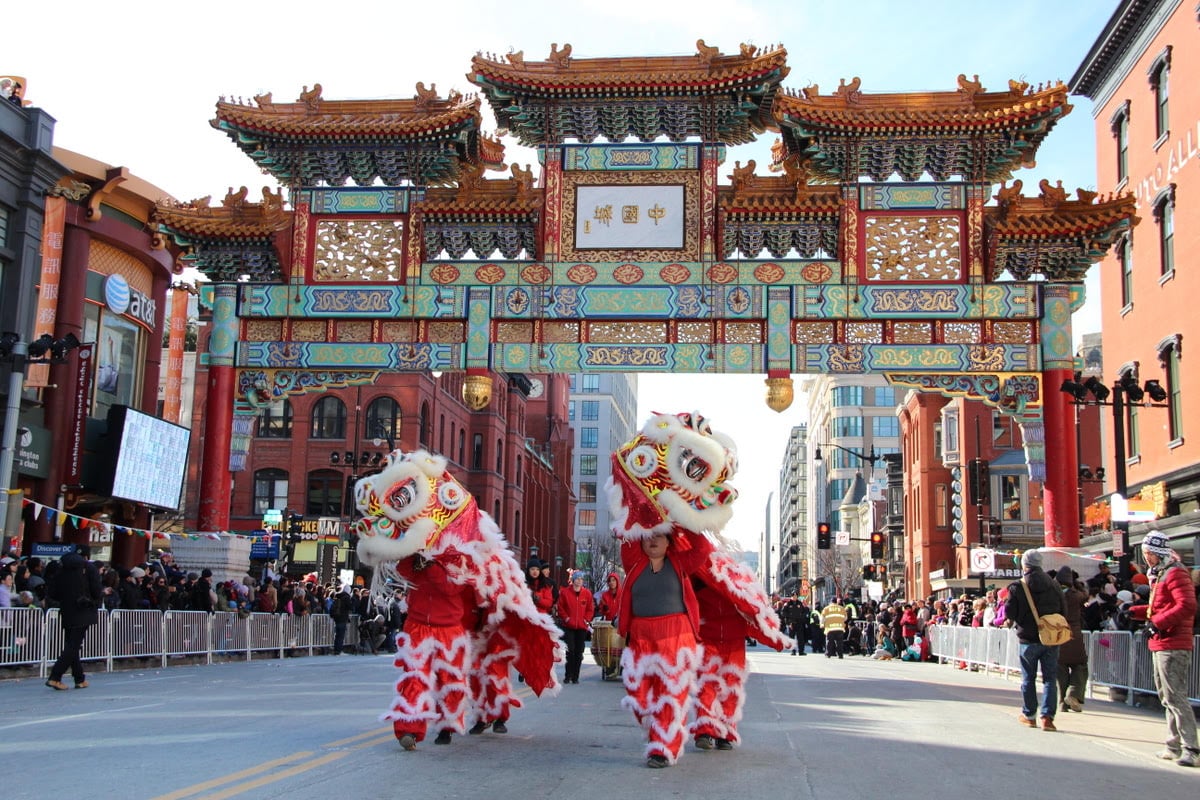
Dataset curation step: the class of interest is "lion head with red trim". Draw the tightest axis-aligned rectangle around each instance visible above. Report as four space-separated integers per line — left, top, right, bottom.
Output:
606 411 738 539
353 449 479 566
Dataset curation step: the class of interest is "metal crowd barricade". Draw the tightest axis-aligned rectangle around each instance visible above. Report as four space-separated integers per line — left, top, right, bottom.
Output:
0 608 46 669
249 611 283 656
164 610 212 664
211 611 250 659
109 609 164 668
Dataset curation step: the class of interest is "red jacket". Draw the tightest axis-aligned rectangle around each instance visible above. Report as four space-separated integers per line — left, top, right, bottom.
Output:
557 585 595 630
529 580 555 616
1148 562 1198 652
616 528 715 639
595 573 622 621
396 553 476 628
695 580 748 644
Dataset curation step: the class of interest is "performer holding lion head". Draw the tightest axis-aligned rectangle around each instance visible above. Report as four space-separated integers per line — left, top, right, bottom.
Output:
607 412 794 768
355 449 562 750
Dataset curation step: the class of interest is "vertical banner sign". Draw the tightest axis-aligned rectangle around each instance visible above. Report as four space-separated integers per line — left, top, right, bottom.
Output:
163 286 188 423
64 344 95 487
28 195 66 388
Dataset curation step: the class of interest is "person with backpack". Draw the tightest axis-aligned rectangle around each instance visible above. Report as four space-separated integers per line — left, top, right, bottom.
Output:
45 545 102 690
1004 549 1065 731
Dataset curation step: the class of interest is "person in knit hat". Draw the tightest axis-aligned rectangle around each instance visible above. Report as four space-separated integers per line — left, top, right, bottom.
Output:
1003 549 1065 731
1141 533 1198 767
556 571 594 684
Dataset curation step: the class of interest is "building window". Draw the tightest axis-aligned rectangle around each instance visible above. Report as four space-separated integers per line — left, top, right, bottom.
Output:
874 387 895 407
1160 338 1183 442
934 483 949 529
578 508 597 527
253 469 289 515
833 417 862 437
1154 186 1175 276
832 386 863 407
496 438 503 472
578 482 597 503
933 422 944 461
580 427 599 449
419 402 430 447
1121 369 1141 459
256 399 293 439
568 400 575 421
306 470 343 516
1119 235 1133 307
1110 101 1130 184
472 434 483 470
515 455 522 487
365 396 401 445
310 396 346 439
580 454 598 475
581 400 600 421
872 417 898 437
999 475 1022 520
1149 48 1170 140
458 430 465 464
582 374 600 393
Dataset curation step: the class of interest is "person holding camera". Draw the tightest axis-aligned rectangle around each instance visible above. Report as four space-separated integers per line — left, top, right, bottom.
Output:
1142 533 1198 767
45 545 102 690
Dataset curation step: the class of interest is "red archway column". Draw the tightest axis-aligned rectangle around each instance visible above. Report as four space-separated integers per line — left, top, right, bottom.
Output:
1041 368 1079 547
197 284 239 531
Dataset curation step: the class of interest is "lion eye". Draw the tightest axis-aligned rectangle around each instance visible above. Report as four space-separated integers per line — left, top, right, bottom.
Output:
678 448 710 482
386 478 418 512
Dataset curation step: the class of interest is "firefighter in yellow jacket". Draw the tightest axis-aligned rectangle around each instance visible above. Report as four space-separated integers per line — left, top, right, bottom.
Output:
821 598 848 659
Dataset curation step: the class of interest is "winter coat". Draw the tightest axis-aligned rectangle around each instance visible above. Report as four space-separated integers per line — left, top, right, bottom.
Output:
1004 567 1065 645
1058 586 1088 666
556 585 595 630
48 552 102 629
1148 561 1198 652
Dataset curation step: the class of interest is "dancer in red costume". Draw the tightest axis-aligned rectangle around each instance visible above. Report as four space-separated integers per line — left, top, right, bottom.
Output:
354 450 562 751
607 412 793 768
690 576 749 751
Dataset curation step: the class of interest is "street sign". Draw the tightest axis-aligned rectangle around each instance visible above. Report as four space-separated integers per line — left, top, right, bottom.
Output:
263 508 283 525
970 547 996 574
835 530 850 547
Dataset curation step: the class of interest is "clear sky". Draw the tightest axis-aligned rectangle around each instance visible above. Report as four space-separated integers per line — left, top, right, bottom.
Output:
9 0 1120 551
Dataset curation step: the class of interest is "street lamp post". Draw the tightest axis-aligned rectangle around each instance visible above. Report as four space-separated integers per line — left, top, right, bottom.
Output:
1060 373 1168 582
0 332 82 543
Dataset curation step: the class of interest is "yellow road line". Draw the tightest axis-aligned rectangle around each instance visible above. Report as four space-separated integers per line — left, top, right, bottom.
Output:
349 732 397 750
322 727 392 748
149 751 314 800
191 751 348 800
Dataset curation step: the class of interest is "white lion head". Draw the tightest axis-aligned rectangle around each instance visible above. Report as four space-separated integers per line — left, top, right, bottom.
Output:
607 411 738 539
353 449 474 566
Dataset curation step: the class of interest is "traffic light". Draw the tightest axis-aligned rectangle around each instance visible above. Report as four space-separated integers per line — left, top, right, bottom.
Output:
870 531 885 560
816 522 831 550
862 564 876 580
287 513 303 541
968 458 991 507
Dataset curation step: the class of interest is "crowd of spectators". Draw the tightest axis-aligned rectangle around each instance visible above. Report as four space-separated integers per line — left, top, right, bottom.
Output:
0 549 407 655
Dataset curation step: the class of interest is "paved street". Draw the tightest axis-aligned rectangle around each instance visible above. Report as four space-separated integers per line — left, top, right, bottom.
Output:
2 648 1194 799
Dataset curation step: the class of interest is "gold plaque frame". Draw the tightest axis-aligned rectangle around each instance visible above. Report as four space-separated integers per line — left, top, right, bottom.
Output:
559 170 700 263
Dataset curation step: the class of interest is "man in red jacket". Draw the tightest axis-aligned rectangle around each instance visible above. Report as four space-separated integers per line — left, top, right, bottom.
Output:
1143 533 1198 767
556 571 595 683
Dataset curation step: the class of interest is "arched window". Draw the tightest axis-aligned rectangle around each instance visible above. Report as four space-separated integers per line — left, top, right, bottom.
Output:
365 396 401 446
1153 186 1175 277
496 437 503 472
253 469 288 515
311 396 346 439
419 402 431 447
472 433 483 470
256 399 293 439
439 414 446 453
516 455 522 487
1117 234 1133 309
1109 100 1130 185
1148 46 1170 139
1158 335 1184 444
306 469 344 516
459 430 466 464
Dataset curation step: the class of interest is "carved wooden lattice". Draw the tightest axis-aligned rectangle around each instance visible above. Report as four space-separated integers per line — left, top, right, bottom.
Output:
313 219 403 282
864 215 961 281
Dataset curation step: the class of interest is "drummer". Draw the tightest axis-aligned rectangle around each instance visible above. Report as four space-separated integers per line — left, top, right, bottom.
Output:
595 571 622 621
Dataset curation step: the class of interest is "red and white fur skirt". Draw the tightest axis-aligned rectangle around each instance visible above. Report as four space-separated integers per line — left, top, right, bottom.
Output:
691 637 747 745
384 621 471 742
620 614 701 763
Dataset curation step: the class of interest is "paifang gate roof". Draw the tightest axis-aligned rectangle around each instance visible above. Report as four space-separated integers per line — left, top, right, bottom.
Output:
468 42 789 146
211 85 503 187
772 75 1072 183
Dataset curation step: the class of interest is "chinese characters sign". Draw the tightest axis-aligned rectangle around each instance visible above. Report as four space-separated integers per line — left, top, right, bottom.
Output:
574 185 684 250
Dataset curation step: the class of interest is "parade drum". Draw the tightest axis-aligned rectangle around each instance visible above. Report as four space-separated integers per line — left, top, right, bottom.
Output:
589 620 624 671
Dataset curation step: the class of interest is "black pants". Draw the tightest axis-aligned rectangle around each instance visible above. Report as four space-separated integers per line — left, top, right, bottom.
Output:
825 630 844 658
562 627 587 682
50 624 89 683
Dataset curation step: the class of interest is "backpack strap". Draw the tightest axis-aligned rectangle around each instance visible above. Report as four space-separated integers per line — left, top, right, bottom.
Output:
1019 578 1042 625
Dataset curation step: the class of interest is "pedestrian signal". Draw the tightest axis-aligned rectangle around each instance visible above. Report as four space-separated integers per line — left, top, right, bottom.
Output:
817 522 831 550
870 531 885 560
862 564 876 580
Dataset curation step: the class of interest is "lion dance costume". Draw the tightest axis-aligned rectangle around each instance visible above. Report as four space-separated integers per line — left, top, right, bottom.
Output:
607 412 794 767
354 450 562 750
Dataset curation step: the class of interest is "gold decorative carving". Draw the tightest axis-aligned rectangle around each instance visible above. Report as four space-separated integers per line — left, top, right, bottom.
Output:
587 322 665 344
560 171 700 263
298 84 322 111
496 322 533 343
291 320 328 342
678 322 714 343
793 322 835 344
1038 179 1067 208
336 321 372 342
696 39 721 66
956 73 983 99
846 322 883 344
381 321 418 342
463 375 492 410
729 160 758 196
725 322 763 344
892 322 932 344
313 219 404 282
222 186 248 209
244 320 283 342
943 322 981 344
992 322 1034 344
49 179 91 201
834 76 862 103
548 43 572 68
765 377 794 412
427 322 465 342
864 215 961 281
543 322 580 343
